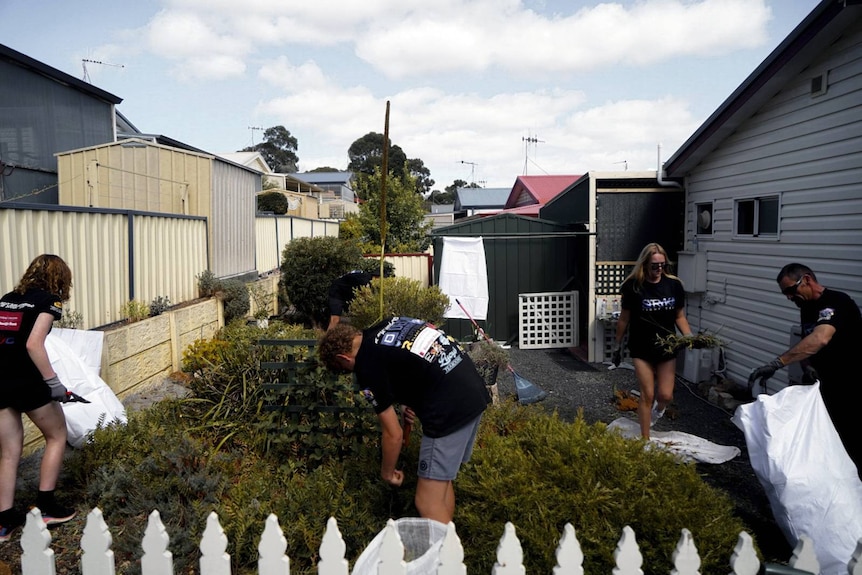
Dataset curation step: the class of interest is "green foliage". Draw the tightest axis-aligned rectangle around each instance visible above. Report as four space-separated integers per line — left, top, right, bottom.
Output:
53 309 83 329
242 125 299 173
149 295 172 317
248 281 273 319
279 236 364 327
456 403 746 575
63 390 750 575
257 191 289 214
355 257 395 278
347 277 449 329
196 269 219 298
354 169 433 253
220 279 250 323
120 300 149 322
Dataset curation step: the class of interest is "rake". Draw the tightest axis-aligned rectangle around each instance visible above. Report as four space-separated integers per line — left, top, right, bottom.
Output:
455 299 548 405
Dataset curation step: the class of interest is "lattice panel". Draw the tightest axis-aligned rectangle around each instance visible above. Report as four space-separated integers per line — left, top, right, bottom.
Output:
518 291 578 350
595 263 631 295
596 318 629 363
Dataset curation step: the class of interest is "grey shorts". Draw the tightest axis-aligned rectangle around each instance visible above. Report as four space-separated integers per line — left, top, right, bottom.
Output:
417 414 482 481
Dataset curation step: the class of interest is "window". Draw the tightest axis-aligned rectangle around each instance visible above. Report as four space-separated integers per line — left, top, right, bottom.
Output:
735 196 779 237
695 202 713 235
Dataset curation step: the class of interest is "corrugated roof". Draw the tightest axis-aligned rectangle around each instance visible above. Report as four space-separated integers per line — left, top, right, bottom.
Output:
294 171 354 185
0 43 122 105
455 187 510 208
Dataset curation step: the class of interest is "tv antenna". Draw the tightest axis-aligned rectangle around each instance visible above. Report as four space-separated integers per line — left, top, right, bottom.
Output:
613 160 628 171
459 160 478 185
522 134 544 175
81 58 124 83
248 126 265 145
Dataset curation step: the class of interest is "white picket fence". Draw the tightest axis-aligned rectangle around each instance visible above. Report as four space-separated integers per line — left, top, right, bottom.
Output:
15 506 862 575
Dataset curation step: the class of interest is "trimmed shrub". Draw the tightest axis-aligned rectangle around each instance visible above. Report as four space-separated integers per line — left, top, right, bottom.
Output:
257 191 289 214
348 277 449 329
149 295 172 316
279 237 364 327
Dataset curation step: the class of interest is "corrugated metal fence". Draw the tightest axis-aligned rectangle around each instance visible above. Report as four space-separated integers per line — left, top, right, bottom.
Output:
1 204 207 329
256 215 340 273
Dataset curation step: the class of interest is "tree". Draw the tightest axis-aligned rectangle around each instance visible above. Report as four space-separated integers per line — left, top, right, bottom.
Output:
242 125 299 173
347 132 407 178
406 158 434 195
445 179 480 195
429 189 456 205
354 169 432 253
309 166 342 172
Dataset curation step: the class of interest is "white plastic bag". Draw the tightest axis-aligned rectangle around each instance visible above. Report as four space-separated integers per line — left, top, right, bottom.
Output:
352 518 448 575
732 383 862 575
46 333 127 448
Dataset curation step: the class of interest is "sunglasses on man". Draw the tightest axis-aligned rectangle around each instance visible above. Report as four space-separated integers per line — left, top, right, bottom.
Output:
781 275 806 296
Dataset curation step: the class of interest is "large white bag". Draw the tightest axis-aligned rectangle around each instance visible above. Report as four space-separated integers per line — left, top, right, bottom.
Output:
732 383 862 575
352 518 448 575
46 332 127 448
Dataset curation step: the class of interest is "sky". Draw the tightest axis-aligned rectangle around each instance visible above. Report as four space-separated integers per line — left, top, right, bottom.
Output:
1 0 820 191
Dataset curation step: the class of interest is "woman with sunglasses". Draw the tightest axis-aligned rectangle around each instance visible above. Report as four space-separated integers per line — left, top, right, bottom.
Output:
613 243 692 439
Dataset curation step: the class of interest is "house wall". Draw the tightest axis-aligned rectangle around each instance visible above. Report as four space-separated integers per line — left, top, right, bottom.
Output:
211 160 259 279
681 18 862 391
0 59 115 203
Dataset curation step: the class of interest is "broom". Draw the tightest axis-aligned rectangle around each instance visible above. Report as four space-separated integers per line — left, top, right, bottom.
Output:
455 299 548 405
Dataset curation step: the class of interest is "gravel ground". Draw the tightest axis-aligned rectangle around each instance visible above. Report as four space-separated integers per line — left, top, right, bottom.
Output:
14 348 792 563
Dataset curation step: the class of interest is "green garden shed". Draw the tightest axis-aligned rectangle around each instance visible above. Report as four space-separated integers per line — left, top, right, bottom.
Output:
430 213 589 344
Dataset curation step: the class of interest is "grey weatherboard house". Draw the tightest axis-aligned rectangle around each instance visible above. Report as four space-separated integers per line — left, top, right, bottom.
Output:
665 0 862 392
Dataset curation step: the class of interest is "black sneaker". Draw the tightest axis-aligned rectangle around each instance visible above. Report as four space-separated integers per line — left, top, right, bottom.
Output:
39 502 76 526
0 512 25 543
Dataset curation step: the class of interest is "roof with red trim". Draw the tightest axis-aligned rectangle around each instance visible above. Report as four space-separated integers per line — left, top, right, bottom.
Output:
503 175 581 211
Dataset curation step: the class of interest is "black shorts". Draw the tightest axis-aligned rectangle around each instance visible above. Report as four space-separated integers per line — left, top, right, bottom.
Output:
629 345 677 365
0 379 52 412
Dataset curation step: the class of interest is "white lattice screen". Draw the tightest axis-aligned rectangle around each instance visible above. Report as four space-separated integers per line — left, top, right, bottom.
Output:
518 291 578 349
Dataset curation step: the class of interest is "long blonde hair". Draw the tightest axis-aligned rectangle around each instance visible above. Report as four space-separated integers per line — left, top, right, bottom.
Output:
620 243 680 292
14 254 73 301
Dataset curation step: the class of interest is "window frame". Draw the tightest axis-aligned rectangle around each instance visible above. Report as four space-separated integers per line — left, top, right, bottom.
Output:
733 195 780 239
694 201 714 237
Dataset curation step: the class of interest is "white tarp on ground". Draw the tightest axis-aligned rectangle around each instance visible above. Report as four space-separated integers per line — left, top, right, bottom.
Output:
439 236 488 320
45 331 126 448
732 383 862 575
607 417 740 464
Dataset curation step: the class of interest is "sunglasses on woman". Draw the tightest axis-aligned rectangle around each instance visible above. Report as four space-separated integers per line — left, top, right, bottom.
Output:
649 262 667 271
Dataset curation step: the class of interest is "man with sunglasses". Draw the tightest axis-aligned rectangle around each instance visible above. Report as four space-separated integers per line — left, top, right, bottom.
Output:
748 263 861 475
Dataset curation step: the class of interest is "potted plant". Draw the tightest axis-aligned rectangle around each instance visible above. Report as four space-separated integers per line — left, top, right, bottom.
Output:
466 339 509 405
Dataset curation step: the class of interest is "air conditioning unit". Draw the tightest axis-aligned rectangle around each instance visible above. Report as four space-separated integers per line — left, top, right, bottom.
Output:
676 251 706 293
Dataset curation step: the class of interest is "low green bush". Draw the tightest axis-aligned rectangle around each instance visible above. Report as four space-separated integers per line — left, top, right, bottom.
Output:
58 321 753 575
220 279 250 323
347 277 449 329
456 402 746 575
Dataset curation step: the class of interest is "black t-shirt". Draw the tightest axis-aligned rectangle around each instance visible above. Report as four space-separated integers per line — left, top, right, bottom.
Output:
620 275 686 361
328 271 374 316
354 317 490 438
801 288 861 390
0 288 63 383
